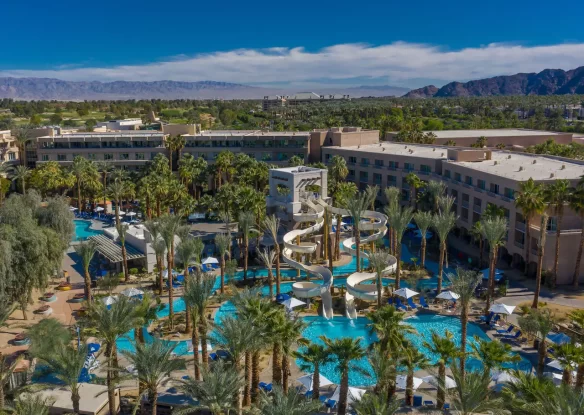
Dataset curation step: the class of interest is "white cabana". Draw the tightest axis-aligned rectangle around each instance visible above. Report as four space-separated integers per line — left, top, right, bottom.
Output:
296 373 334 392
396 375 423 390
120 288 144 298
202 257 219 265
491 371 518 384
394 288 419 299
102 296 118 306
281 297 306 310
126 212 137 217
422 375 457 389
94 206 104 212
330 386 367 404
489 303 516 315
436 290 460 301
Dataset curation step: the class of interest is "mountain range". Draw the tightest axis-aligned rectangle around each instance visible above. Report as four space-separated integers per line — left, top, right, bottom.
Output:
0 77 409 100
403 66 584 98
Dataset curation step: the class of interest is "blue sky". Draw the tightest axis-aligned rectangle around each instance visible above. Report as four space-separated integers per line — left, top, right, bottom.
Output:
3 0 584 88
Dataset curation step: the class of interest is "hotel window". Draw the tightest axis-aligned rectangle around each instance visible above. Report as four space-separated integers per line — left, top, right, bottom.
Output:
87 153 96 160
504 187 515 199
388 161 399 169
444 169 451 178
150 153 158 160
136 153 145 160
348 156 357 164
454 172 461 182
373 173 382 184
7 153 15 161
359 171 368 182
420 164 431 173
374 159 384 168
404 162 414 171
105 154 114 161
57 154 67 161
348 169 355 179
465 176 473 185
41 154 49 161
478 179 486 190
120 154 129 160
361 158 370 166
387 175 397 187
325 154 331 162
490 183 500 194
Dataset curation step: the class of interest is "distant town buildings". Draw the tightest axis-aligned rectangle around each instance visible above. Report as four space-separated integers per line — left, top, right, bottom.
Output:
262 92 350 111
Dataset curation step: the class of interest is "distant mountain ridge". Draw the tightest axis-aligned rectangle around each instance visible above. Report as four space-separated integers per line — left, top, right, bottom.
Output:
403 66 584 98
0 77 410 100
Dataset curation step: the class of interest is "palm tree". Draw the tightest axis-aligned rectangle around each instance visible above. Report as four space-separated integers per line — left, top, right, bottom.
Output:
423 330 458 409
165 134 186 171
121 338 186 415
328 155 349 191
0 353 24 411
352 393 401 415
413 211 433 267
444 362 505 415
481 216 508 315
263 215 282 294
11 165 30 194
74 240 97 303
364 344 399 401
553 343 580 385
237 211 257 280
432 212 457 293
215 232 232 294
144 221 167 295
36 343 88 414
425 180 447 212
214 151 235 189
334 182 357 259
366 305 413 356
399 341 429 405
13 127 31 167
294 343 333 401
13 394 53 415
448 269 481 378
159 214 182 329
107 179 132 226
116 222 130 283
384 205 413 289
369 250 394 307
470 221 484 268
471 336 520 373
404 172 424 209
343 191 371 272
515 178 545 275
257 248 276 298
321 337 366 415
70 156 89 210
96 161 115 207
176 237 198 333
545 179 571 289
518 308 555 376
533 210 550 309
280 317 308 394
86 296 142 415
178 360 243 415
255 385 322 415
570 184 584 288
267 311 287 387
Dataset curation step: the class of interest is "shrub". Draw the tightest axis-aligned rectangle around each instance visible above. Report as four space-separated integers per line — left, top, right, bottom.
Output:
129 268 139 275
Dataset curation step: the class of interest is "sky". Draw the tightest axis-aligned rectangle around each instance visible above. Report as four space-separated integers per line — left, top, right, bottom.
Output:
3 0 584 89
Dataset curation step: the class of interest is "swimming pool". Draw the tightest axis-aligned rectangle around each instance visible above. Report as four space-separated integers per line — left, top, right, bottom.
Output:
73 220 103 241
297 314 531 386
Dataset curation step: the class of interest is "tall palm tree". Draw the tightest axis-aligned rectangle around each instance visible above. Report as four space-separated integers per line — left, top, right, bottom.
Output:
122 338 186 415
175 237 198 333
364 343 398 402
470 221 484 268
96 161 115 207
570 184 584 288
553 343 580 385
11 165 29 195
159 214 182 329
70 156 89 210
425 180 447 212
255 385 322 415
13 127 31 167
257 248 276 298
533 210 550 309
178 360 243 415
384 205 413 289
263 215 282 294
399 342 429 406
352 393 401 415
237 211 257 280
107 179 132 226
214 151 235 189
328 155 349 190
404 172 424 209
294 343 333 401
545 179 571 289
369 250 394 307
334 182 357 259
481 216 508 315
515 178 545 275
144 221 167 295
74 240 97 303
518 308 555 376
448 269 481 378
280 317 308 393
116 222 130 283
384 186 401 255
0 353 24 411
215 232 232 294
432 212 457 293
470 336 520 373
366 305 413 356
343 191 371 272
86 296 142 415
36 343 88 414
165 134 186 171
423 330 458 409
321 337 366 415
413 211 433 267
13 394 53 415
267 311 287 387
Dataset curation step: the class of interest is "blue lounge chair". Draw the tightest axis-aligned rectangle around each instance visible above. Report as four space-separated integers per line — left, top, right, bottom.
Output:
217 350 231 359
209 352 218 361
443 403 450 410
387 298 394 305
413 395 423 407
419 297 430 308
407 298 418 310
503 330 522 340
395 298 408 311
480 312 494 323
325 399 337 409
489 314 501 327
262 383 273 392
496 325 514 335
423 400 434 407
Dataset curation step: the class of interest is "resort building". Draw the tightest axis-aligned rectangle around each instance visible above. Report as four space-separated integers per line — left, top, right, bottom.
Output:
262 92 350 111
321 141 584 285
0 130 19 164
385 129 574 149
95 118 143 131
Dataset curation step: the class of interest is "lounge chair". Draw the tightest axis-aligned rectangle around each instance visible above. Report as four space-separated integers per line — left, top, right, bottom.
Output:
304 390 313 398
423 400 434 407
407 298 418 310
209 352 218 361
319 396 328 404
217 350 231 359
419 297 430 309
413 395 423 407
259 382 273 392
325 399 337 409
387 298 394 305
489 314 501 327
480 312 494 323
503 330 522 340
496 325 514 335
443 403 450 410
395 298 408 311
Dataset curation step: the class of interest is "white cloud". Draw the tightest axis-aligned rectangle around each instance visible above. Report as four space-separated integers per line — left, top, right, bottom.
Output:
2 42 584 87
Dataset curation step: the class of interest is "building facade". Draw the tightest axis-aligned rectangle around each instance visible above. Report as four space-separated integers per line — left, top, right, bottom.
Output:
0 130 19 164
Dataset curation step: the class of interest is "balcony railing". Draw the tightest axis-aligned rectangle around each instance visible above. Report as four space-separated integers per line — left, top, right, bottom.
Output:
514 241 524 249
374 164 384 169
461 200 470 209
515 222 526 232
473 205 482 214
463 183 473 189
501 195 514 202
419 171 430 176
487 191 498 198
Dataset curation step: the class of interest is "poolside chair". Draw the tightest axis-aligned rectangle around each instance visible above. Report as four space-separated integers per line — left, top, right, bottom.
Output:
395 298 408 311
407 298 418 310
443 403 450 410
325 399 337 409
387 297 394 305
217 349 231 360
319 396 328 404
419 297 430 309
496 325 514 335
259 382 273 392
503 330 522 341
489 314 501 327
423 400 434 407
480 311 494 323
413 395 423 407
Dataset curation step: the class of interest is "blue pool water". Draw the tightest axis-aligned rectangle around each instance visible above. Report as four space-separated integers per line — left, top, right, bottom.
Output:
297 314 531 387
73 220 103 241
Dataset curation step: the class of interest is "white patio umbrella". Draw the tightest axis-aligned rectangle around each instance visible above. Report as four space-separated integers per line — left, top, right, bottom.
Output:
396 375 423 390
126 212 137 217
491 371 518 384
94 206 104 212
281 297 306 309
422 375 457 389
117 211 126 216
69 207 78 211
436 290 460 301
120 288 144 297
394 288 419 299
202 257 219 265
102 295 118 306
489 303 516 315
296 373 334 391
162 269 179 279
331 385 367 404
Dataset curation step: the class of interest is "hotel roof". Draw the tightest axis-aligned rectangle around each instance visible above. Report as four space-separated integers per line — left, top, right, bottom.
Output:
425 129 567 138
190 130 310 137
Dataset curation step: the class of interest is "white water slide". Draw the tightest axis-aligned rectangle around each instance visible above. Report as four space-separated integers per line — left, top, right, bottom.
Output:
283 198 396 320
